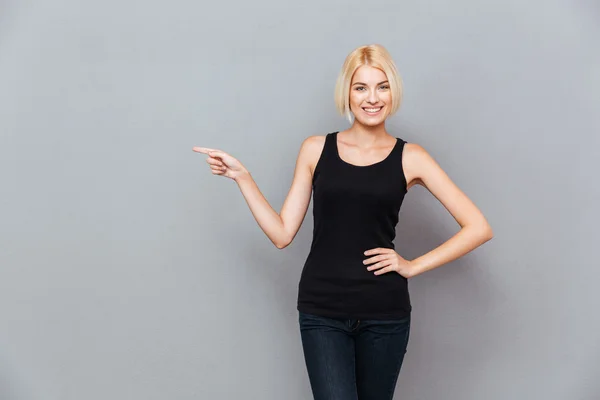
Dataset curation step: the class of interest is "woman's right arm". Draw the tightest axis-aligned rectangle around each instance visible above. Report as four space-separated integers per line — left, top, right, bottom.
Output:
193 136 324 249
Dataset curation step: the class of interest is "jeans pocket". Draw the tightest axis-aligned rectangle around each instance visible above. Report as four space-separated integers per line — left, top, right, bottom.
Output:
362 314 411 334
298 312 337 331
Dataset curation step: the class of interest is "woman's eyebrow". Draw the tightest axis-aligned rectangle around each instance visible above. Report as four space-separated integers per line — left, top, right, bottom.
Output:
352 80 389 86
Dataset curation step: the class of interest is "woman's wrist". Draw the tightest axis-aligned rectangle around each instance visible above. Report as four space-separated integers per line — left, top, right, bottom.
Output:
234 169 251 184
408 259 424 278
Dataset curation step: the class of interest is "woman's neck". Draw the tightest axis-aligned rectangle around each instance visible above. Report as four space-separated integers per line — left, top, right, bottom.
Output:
344 121 391 146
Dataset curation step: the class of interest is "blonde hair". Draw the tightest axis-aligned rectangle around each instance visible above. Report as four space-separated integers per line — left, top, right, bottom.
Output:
334 44 404 123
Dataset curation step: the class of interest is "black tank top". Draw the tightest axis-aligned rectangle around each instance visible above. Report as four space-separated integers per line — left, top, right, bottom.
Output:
297 131 411 320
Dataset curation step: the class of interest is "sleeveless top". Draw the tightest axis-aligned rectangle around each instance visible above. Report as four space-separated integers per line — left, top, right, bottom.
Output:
296 131 411 320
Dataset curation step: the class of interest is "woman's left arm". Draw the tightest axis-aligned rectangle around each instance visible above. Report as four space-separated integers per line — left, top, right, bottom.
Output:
403 143 494 278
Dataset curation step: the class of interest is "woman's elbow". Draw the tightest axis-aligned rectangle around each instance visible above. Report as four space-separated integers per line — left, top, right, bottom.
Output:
274 236 292 249
480 224 494 242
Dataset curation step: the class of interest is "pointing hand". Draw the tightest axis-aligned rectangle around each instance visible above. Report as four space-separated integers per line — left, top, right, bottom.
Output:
192 147 248 181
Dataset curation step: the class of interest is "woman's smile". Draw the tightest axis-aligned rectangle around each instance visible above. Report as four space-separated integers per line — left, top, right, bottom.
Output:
362 106 384 116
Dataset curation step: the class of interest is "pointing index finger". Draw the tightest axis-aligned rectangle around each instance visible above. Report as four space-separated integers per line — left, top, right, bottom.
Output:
192 147 214 154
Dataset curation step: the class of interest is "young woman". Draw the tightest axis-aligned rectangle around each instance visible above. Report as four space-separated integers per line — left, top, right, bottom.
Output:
193 44 493 400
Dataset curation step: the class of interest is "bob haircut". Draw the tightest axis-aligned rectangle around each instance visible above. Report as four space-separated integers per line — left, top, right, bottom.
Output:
334 44 404 123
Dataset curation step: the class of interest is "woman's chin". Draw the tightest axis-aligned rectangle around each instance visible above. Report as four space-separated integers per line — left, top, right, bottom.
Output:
355 117 386 127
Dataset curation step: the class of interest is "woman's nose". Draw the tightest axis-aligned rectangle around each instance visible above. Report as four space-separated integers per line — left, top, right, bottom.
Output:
368 89 379 103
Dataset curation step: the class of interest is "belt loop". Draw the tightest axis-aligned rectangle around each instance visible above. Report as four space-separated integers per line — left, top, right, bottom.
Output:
347 318 361 331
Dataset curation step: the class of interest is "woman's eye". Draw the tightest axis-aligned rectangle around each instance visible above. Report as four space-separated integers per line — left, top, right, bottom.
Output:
355 85 388 91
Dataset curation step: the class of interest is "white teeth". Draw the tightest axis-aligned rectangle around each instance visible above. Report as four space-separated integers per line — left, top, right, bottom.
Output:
364 107 381 112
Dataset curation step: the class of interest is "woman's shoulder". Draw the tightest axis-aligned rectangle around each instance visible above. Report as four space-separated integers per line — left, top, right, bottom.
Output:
298 134 331 173
401 142 442 188
300 134 327 154
402 142 428 158
303 134 327 145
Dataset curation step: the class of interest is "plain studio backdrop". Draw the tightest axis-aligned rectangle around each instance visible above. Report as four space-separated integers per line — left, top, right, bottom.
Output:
1 1 598 399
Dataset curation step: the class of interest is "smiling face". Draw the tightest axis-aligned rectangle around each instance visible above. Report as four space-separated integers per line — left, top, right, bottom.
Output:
349 65 392 126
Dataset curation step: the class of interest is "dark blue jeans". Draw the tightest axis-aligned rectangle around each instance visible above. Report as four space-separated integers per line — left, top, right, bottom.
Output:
299 311 411 400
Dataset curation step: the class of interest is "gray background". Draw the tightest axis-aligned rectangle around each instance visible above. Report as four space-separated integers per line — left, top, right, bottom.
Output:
1 0 598 399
